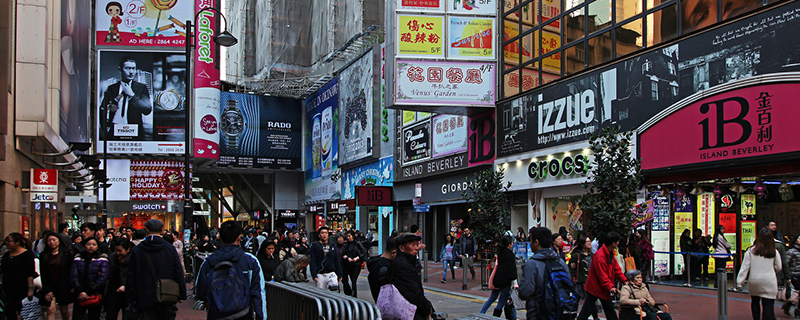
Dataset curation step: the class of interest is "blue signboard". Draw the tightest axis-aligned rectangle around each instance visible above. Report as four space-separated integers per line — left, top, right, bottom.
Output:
414 205 430 212
342 156 394 200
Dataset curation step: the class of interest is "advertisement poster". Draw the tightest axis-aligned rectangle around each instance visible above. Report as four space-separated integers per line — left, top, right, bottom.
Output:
652 196 670 231
674 211 693 275
448 16 495 60
403 121 431 164
61 0 92 144
341 157 394 200
499 1 800 157
431 115 467 158
698 193 715 237
395 59 495 106
503 21 531 66
741 220 757 251
397 14 445 57
633 199 655 227
193 0 221 160
741 194 756 219
95 0 192 47
216 92 301 169
397 0 444 12
719 213 736 233
339 52 374 164
98 159 132 201
305 79 340 203
652 230 670 276
96 50 186 154
448 0 496 15
129 159 186 201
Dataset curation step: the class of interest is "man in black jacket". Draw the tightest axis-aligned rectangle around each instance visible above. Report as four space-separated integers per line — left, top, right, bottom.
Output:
367 237 397 301
100 56 152 141
309 226 343 290
459 227 477 280
390 233 432 320
127 219 187 320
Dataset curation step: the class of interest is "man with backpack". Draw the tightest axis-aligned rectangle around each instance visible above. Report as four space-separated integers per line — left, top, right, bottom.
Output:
309 226 344 290
196 221 266 320
520 227 578 320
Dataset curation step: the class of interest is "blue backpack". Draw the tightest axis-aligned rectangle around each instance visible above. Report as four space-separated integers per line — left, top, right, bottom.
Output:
539 259 579 320
208 260 252 320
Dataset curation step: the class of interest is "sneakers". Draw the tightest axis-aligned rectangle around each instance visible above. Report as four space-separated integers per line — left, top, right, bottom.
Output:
441 279 446 283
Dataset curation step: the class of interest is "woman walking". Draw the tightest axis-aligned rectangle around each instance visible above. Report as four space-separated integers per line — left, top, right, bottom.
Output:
712 225 732 284
638 230 654 282
39 231 75 320
296 235 310 281
105 239 132 320
342 232 367 297
576 232 628 320
570 236 598 320
70 237 110 320
440 234 459 283
2 233 38 320
736 228 782 320
479 235 517 320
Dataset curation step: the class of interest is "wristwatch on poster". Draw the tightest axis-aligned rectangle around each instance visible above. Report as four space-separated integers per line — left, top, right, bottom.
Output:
220 99 246 149
155 89 183 111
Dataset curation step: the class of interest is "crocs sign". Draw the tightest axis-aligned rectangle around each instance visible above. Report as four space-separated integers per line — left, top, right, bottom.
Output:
528 152 589 180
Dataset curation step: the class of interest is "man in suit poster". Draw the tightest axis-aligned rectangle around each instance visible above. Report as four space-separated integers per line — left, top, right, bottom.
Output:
100 55 152 140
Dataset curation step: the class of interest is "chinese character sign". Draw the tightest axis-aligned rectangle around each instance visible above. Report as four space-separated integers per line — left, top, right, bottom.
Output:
95 0 193 47
536 30 562 74
396 60 495 106
398 0 445 12
431 114 467 157
449 16 495 59
397 15 445 58
503 66 559 97
697 193 715 238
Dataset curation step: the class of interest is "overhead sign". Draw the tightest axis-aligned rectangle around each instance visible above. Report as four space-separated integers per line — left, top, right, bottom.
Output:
395 60 495 107
31 169 58 192
356 186 393 206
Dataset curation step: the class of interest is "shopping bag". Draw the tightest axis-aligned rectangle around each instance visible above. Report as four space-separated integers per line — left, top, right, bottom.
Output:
20 297 44 320
509 287 526 310
624 249 636 272
376 284 417 320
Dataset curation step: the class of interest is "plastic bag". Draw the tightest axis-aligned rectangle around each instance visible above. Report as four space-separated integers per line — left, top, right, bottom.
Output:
509 287 526 310
376 284 417 320
20 297 44 320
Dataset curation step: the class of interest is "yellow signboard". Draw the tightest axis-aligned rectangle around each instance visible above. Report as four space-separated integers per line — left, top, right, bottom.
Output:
403 111 416 125
536 30 562 74
397 14 445 57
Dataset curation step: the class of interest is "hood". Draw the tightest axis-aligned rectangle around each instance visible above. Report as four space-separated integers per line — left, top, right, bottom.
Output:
138 235 174 253
367 256 391 272
206 244 245 265
532 248 559 260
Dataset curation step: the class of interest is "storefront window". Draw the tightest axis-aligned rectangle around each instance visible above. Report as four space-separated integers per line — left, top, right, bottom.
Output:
545 197 584 235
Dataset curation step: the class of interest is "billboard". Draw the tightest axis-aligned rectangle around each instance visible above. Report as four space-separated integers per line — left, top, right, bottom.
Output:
396 14 446 58
130 160 186 200
216 92 302 169
498 1 800 157
339 52 374 164
448 16 495 60
431 114 467 158
99 159 131 201
95 0 192 47
305 79 341 202
193 0 221 160
96 50 186 154
395 59 495 107
60 0 92 143
342 157 394 200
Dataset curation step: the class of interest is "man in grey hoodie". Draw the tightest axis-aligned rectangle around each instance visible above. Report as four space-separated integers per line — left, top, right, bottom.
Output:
520 227 571 320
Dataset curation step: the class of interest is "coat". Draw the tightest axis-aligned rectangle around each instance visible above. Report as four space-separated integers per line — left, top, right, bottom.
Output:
39 250 74 301
257 254 280 280
70 251 110 296
520 248 569 318
342 241 367 269
493 247 517 289
367 256 392 302
787 245 800 278
584 245 627 300
570 250 591 284
775 239 791 285
273 259 304 283
620 283 655 316
309 241 344 278
196 244 266 320
737 248 782 299
390 251 432 320
126 235 187 308
459 234 477 256
712 234 732 259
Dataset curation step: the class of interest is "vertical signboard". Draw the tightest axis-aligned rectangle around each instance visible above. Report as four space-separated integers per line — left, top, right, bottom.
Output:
339 52 374 164
61 0 91 144
431 115 467 158
193 0 221 160
697 193 715 238
305 79 340 202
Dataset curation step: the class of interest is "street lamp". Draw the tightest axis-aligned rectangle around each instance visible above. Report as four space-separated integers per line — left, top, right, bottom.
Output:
182 7 238 232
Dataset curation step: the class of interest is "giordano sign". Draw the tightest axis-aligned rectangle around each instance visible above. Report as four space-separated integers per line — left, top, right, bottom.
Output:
527 151 590 180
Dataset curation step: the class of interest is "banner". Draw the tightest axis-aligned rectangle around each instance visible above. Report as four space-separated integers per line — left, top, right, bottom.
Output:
129 159 186 201
339 52 374 164
95 0 192 47
431 115 467 158
96 50 186 154
193 0 221 159
395 60 495 106
403 121 431 164
305 79 340 203
397 14 445 58
652 231 670 276
652 196 670 231
698 193 715 238
61 0 92 143
216 92 301 169
674 211 692 275
448 16 494 60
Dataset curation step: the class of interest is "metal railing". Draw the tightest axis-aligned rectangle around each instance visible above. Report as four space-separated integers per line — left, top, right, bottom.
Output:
265 281 382 320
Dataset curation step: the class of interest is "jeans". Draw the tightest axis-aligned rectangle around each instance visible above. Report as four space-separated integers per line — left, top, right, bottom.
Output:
577 291 618 320
480 286 516 318
751 296 776 320
443 259 456 280
343 266 361 297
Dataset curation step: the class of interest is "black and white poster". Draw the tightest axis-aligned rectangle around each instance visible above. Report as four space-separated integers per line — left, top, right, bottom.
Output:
339 50 374 164
403 121 431 164
499 1 800 157
96 50 187 154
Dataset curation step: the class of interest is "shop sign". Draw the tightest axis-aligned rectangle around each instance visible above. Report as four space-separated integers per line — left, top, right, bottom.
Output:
30 192 57 203
419 169 481 203
396 15 445 57
741 194 756 219
432 114 467 158
356 186 393 206
403 122 432 164
329 199 355 212
131 203 168 211
640 83 800 170
397 0 444 13
279 210 297 219
448 16 495 60
31 169 58 192
395 60 495 107
528 151 589 180
468 111 496 166
315 214 326 230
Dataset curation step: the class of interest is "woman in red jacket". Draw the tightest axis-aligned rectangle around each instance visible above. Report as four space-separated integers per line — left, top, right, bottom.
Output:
577 231 628 320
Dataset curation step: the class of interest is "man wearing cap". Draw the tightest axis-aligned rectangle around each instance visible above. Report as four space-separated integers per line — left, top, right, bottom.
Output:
127 219 187 320
391 233 433 320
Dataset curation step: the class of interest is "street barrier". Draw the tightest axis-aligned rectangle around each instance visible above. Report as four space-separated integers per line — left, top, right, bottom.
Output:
652 251 735 287
462 254 468 290
270 281 382 320
454 314 504 319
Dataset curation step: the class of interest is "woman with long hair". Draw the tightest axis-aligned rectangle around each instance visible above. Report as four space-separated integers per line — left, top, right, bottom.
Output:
439 234 459 283
736 228 782 320
296 235 310 281
39 231 75 320
516 227 527 242
480 235 517 320
70 237 109 320
105 239 132 320
712 225 732 277
2 233 37 320
679 229 693 280
257 241 280 281
342 232 367 297
570 236 598 320
638 229 654 282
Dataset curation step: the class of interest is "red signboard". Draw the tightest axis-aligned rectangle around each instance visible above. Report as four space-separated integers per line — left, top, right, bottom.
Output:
719 213 736 233
129 160 186 201
356 186 393 206
640 83 800 171
31 169 58 192
315 214 326 231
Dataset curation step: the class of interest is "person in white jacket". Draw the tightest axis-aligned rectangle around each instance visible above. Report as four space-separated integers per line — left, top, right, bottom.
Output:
736 228 783 320
712 225 732 278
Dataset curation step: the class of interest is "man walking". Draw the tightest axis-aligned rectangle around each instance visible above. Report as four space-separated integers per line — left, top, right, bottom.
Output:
367 237 397 301
309 226 344 290
459 227 477 280
390 233 433 320
127 219 186 320
196 221 266 320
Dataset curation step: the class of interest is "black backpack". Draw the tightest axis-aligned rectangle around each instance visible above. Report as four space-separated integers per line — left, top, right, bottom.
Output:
538 259 579 320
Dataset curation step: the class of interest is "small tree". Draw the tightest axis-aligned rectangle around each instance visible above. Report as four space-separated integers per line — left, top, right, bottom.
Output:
580 126 642 240
462 168 512 242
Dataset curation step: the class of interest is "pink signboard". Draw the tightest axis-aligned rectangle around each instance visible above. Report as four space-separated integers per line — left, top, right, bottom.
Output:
193 0 221 160
640 83 800 171
468 111 495 166
395 60 495 107
95 0 192 47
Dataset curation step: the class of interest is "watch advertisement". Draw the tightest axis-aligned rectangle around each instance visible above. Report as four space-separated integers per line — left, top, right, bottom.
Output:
216 92 302 169
305 78 341 203
193 0 221 160
339 51 374 165
95 0 193 47
96 50 186 154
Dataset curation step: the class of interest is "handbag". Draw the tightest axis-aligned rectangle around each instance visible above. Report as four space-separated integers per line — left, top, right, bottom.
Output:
77 294 102 307
488 259 498 290
20 297 44 320
624 249 637 272
509 287 526 310
376 284 417 320
143 252 180 305
628 285 661 314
